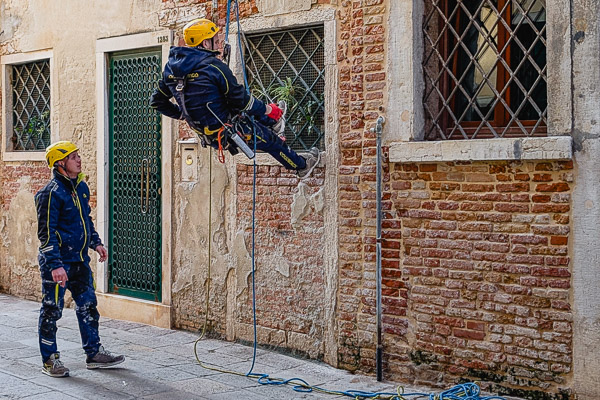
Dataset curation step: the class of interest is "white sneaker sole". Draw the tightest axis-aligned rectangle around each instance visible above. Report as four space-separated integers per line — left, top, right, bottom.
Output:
42 368 69 377
86 357 125 369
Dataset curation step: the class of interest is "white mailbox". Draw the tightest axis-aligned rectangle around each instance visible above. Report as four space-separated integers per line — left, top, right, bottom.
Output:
179 137 199 182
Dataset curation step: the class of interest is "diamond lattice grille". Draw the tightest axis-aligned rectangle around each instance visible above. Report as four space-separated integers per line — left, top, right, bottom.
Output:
244 26 325 151
423 0 547 140
108 50 162 302
10 60 51 150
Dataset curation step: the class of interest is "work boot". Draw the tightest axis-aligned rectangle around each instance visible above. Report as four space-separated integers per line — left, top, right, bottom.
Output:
273 100 287 139
42 353 69 377
86 346 125 369
297 147 321 179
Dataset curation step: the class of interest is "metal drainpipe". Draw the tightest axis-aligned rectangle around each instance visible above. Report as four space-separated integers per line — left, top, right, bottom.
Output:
373 116 385 381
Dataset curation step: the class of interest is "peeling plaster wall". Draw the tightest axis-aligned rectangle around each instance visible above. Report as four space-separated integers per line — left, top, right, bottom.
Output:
170 149 241 332
0 1 162 293
160 0 336 361
1 177 39 299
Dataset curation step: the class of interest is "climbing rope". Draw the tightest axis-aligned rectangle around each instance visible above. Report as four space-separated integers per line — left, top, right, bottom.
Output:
193 2 507 400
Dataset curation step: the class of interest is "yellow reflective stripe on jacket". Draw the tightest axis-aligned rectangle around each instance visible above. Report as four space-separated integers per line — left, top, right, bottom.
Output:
74 173 88 261
210 64 229 95
41 191 53 248
73 192 87 261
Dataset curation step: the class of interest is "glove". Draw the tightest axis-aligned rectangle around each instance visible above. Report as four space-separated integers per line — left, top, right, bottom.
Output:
266 103 283 121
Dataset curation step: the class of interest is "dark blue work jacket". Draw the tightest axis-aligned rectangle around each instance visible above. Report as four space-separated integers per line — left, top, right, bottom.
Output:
35 170 103 270
150 46 266 131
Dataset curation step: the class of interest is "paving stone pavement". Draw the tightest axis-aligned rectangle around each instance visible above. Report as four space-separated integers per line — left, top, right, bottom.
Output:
0 293 442 400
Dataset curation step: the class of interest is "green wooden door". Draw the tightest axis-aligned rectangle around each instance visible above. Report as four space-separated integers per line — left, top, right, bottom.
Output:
108 49 163 302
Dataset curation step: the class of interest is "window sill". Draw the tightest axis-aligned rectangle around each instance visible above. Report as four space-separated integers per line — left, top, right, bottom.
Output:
2 151 46 162
388 137 572 163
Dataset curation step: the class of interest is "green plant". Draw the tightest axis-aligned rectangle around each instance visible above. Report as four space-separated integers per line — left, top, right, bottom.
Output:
269 77 304 110
251 77 324 141
16 111 49 139
13 111 50 149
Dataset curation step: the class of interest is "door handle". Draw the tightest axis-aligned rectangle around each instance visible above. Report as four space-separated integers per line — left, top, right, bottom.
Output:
145 158 150 212
141 159 148 214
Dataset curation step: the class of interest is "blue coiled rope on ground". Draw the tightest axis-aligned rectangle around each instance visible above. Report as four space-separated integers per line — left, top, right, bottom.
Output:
193 1 509 399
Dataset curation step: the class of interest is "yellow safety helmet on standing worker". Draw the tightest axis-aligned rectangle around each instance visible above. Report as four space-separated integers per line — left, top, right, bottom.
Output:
183 18 220 46
45 141 78 169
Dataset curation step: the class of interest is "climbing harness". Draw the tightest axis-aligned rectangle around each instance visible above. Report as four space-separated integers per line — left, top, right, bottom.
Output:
172 70 256 161
206 102 255 159
192 1 508 399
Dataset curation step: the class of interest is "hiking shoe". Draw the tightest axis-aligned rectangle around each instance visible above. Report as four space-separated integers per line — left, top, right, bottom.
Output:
86 346 125 369
273 100 287 139
42 353 69 377
297 147 321 179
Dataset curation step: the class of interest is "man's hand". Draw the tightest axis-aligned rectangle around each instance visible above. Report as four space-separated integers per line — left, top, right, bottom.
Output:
51 267 68 288
266 103 283 121
95 245 108 263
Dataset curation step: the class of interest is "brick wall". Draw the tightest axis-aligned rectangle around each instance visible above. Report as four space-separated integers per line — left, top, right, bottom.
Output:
1 164 49 211
342 160 574 399
336 0 389 373
335 1 573 397
237 164 326 355
0 163 51 295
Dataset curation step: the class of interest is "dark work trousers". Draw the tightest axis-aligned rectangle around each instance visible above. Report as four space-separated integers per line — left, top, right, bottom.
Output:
219 115 307 171
39 262 101 363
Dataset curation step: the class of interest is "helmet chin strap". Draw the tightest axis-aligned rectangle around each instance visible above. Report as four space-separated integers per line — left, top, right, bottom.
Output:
56 161 74 178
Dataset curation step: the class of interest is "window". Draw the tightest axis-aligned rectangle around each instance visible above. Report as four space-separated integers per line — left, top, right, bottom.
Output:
8 59 51 150
423 0 547 140
244 25 325 151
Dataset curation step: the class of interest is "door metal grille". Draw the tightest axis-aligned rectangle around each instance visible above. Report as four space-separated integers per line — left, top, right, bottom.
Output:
10 60 51 150
108 49 163 302
244 26 325 151
423 0 547 139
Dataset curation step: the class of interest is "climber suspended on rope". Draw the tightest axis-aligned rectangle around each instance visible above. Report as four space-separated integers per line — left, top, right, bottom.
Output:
150 18 320 178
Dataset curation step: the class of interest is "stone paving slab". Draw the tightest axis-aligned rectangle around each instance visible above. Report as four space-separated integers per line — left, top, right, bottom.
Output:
0 293 493 400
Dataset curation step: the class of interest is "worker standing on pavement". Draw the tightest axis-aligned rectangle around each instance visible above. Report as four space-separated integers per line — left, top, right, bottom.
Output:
150 18 320 179
35 141 125 377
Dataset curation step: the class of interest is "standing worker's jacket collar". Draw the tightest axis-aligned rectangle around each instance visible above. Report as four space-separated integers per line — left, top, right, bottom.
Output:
35 169 103 271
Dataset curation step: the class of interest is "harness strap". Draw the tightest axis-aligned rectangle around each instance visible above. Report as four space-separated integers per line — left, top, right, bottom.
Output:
174 77 219 149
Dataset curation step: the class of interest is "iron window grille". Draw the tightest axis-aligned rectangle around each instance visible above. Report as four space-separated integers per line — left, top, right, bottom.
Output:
10 59 51 150
243 25 325 151
423 0 547 140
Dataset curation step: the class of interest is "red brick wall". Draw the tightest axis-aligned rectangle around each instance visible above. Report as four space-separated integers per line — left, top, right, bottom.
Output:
336 0 389 374
341 160 574 398
234 164 326 355
0 163 51 295
1 164 49 211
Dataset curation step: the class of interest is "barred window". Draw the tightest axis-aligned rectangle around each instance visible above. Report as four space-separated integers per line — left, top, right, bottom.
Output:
423 0 547 140
9 59 51 150
244 25 325 151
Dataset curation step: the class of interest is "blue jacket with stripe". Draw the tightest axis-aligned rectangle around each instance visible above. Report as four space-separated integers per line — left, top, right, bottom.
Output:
149 46 266 131
35 170 103 270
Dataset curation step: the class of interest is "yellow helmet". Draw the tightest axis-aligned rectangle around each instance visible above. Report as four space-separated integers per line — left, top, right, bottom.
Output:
183 18 219 46
45 141 78 168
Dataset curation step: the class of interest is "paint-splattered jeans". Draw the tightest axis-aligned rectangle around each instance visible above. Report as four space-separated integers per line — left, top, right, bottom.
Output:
39 262 101 363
